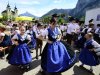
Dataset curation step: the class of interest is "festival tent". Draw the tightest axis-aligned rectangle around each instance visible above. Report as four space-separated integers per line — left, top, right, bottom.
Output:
15 16 33 21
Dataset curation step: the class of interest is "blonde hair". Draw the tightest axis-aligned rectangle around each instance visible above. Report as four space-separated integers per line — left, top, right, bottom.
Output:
87 33 93 38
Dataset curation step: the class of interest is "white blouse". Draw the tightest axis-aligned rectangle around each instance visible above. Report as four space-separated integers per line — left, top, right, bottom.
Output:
12 34 31 41
41 27 61 37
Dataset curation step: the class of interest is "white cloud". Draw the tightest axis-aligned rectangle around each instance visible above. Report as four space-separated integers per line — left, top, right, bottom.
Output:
32 1 40 4
53 0 62 3
14 0 40 5
0 0 78 17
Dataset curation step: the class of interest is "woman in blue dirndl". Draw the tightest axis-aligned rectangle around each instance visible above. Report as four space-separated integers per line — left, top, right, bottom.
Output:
26 26 36 50
40 19 78 74
8 26 32 70
79 33 99 72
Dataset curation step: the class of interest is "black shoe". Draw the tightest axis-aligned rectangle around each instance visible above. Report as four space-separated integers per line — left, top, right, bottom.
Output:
20 66 24 70
30 51 33 53
40 71 46 75
89 68 93 73
36 56 38 59
39 54 42 56
24 64 31 71
79 65 84 68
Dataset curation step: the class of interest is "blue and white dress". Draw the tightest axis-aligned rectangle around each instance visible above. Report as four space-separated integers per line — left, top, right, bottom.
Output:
79 39 99 66
26 30 36 49
41 27 77 73
8 34 32 65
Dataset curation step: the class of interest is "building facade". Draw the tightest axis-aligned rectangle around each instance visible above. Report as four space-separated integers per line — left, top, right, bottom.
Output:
2 3 18 21
85 8 100 27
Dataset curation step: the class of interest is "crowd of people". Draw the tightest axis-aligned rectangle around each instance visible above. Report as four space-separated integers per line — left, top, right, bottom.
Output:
0 14 100 75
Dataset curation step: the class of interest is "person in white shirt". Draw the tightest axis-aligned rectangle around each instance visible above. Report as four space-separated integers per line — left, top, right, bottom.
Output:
34 23 43 59
66 17 76 45
74 20 80 34
74 19 81 40
87 23 94 33
60 23 66 36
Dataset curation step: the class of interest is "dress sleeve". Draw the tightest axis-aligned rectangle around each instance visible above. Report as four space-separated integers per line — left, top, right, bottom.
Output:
25 30 29 34
87 28 92 33
41 29 48 37
92 40 100 48
12 34 18 40
26 35 31 41
57 27 61 35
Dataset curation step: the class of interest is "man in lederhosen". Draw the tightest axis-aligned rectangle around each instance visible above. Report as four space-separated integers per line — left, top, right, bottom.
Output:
66 17 76 45
34 23 43 59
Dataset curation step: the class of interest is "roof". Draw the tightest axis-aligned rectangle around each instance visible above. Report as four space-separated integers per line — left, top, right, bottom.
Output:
86 7 100 12
14 6 17 9
2 10 7 13
7 3 10 8
2 10 15 14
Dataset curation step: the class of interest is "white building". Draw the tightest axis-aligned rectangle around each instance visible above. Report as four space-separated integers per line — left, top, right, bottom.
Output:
85 8 100 27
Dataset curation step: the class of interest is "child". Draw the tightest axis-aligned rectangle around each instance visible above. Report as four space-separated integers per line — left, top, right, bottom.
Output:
8 26 32 70
25 26 36 51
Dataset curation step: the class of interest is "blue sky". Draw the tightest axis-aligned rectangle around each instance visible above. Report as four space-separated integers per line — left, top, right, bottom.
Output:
0 0 78 17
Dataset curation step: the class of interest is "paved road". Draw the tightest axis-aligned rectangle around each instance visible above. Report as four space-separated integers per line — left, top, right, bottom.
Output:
0 41 100 75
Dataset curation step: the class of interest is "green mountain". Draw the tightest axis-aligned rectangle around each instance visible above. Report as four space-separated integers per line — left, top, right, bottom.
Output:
42 9 71 17
42 0 100 18
70 0 100 18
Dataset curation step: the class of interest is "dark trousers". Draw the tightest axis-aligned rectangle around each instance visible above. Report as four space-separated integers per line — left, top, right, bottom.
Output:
36 39 43 59
94 34 100 44
66 33 78 48
66 34 73 45
0 48 10 58
6 45 16 60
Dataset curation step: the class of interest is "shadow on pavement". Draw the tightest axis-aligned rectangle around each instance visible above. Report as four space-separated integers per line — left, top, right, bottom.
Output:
73 65 94 75
0 59 41 75
30 59 41 70
36 71 62 75
0 65 25 75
